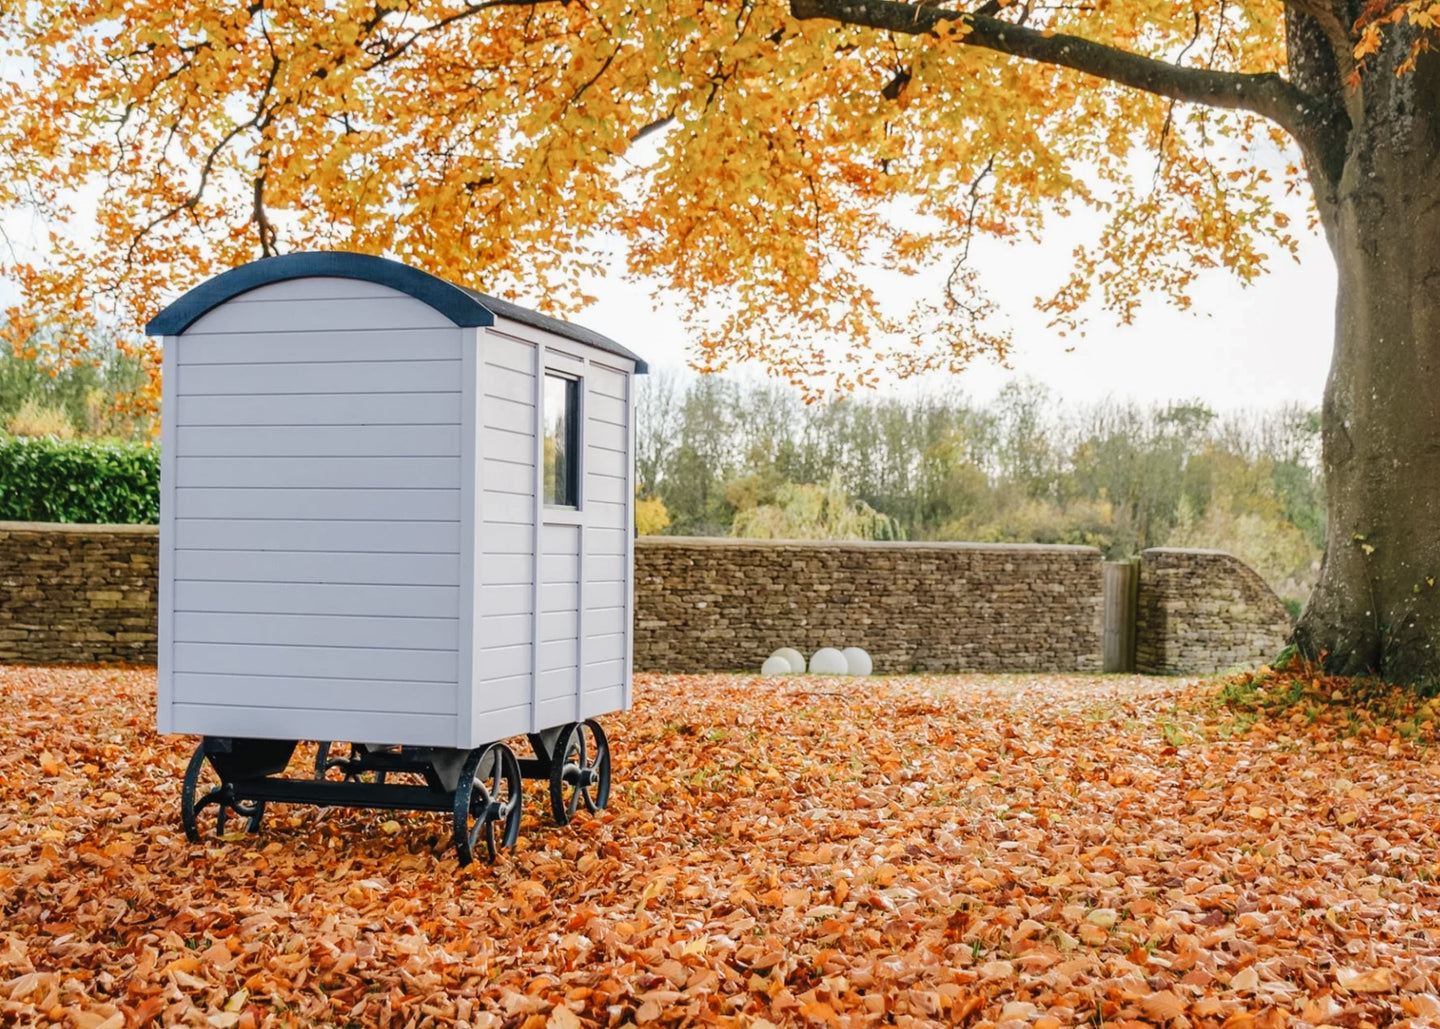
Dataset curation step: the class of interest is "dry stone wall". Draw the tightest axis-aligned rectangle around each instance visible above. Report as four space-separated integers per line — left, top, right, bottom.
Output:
1135 547 1293 674
0 524 1292 675
0 522 158 664
634 537 1104 673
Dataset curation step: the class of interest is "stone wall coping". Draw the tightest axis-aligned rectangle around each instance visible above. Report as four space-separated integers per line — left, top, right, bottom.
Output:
1142 546 1233 558
637 535 1102 556
0 520 158 536
0 524 1104 553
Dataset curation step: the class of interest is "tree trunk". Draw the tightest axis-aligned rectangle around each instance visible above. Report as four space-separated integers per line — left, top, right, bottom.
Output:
1292 36 1440 683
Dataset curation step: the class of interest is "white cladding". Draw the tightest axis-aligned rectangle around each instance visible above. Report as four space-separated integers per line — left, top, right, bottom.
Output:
158 272 636 748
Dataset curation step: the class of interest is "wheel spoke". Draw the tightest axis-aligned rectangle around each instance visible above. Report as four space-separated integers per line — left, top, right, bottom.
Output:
499 745 523 850
484 805 500 862
486 756 503 802
468 782 489 855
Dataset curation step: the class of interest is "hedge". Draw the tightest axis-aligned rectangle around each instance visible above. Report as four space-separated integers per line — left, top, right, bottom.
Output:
0 435 159 524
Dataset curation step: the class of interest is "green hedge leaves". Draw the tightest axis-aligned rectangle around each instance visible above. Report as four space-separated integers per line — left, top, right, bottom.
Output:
0 436 159 524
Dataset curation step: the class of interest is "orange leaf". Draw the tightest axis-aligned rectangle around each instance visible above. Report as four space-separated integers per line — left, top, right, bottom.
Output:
1141 991 1186 1022
1337 967 1395 993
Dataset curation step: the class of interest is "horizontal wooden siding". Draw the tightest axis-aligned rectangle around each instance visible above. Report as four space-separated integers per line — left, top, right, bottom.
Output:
580 363 631 718
470 333 538 740
166 278 464 745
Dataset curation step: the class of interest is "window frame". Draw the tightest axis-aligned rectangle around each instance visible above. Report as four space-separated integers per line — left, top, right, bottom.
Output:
541 369 582 512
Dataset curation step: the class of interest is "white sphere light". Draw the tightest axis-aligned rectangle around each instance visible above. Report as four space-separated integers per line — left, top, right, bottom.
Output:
771 647 806 673
842 647 873 676
808 647 848 675
760 655 793 675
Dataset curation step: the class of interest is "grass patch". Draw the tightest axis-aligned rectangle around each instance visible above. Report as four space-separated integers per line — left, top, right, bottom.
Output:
1212 652 1440 742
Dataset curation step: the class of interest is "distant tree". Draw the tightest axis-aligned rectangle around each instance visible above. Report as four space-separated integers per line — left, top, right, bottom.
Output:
662 377 742 535
731 473 905 541
991 381 1057 499
635 370 683 499
634 373 1324 606
0 325 152 439
1062 400 1216 556
634 494 672 536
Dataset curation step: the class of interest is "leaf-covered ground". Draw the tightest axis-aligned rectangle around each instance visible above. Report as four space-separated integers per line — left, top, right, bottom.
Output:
2 667 1439 1029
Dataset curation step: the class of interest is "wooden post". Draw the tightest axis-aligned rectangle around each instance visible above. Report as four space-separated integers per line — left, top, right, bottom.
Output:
1102 560 1139 673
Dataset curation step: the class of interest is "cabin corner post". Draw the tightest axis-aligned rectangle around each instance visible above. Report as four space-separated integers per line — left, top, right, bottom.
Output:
457 327 483 749
573 362 588 725
156 333 179 735
623 366 636 713
529 341 547 735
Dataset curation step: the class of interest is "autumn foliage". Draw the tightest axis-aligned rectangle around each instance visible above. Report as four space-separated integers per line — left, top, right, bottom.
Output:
3 666 1439 1028
0 0 1310 403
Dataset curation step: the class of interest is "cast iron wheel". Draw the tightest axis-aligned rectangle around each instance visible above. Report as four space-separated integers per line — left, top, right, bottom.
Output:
548 720 612 824
453 743 523 866
181 743 264 842
579 719 612 813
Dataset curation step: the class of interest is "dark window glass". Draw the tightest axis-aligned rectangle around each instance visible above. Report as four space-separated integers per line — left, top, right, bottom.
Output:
543 374 580 507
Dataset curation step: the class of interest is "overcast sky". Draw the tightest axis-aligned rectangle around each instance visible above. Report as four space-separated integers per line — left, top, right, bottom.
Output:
2 188 1336 415
578 223 1337 414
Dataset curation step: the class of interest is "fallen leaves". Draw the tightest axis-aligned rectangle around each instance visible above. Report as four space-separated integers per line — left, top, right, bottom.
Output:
1336 966 1395 993
1139 990 1186 1022
0 666 1439 1029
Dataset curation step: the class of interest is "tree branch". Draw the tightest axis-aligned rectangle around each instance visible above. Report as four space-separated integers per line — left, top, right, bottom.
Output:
633 116 676 143
790 0 1345 160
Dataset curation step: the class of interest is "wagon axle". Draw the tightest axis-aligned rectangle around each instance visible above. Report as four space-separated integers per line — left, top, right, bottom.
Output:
179 719 612 865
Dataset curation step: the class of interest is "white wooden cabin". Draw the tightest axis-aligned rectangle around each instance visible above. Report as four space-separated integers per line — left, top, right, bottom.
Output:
147 252 646 749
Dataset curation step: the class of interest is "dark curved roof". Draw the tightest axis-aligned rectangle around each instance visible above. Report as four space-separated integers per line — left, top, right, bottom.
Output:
146 251 647 372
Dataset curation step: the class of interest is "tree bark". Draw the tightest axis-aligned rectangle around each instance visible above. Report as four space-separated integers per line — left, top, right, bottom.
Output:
1293 28 1440 682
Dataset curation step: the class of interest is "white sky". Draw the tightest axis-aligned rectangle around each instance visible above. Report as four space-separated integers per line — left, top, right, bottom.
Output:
0 210 1335 415
1 173 1337 417
577 224 1336 414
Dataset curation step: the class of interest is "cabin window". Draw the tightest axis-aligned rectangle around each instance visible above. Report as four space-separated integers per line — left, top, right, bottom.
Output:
543 373 580 507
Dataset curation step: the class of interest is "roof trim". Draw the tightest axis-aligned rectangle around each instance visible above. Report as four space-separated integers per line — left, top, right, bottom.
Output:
145 252 494 335
461 287 648 372
145 251 647 372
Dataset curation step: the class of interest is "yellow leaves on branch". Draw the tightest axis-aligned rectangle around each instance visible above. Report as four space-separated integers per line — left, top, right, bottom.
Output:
3 0 1307 401
1351 0 1440 79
